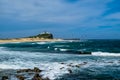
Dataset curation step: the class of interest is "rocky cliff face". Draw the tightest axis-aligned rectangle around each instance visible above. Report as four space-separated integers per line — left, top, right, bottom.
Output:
29 32 53 39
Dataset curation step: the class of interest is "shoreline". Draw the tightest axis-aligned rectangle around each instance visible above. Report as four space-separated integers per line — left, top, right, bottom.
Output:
0 38 80 44
0 38 64 44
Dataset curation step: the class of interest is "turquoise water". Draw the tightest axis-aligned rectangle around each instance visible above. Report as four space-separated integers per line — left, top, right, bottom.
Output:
0 40 120 80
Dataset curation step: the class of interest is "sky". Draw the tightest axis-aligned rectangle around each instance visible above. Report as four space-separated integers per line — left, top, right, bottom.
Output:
0 0 120 39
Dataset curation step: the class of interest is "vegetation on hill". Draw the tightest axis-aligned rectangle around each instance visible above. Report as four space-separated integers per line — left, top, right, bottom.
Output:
28 32 53 39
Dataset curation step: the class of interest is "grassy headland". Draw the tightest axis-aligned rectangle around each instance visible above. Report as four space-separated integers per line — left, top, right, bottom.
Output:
0 32 63 43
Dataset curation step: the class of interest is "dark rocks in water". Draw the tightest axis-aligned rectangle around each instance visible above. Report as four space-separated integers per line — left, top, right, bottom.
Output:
62 49 91 55
77 51 91 54
17 67 42 73
43 77 50 80
60 67 64 70
107 61 114 63
0 68 48 80
79 62 87 66
34 67 42 73
76 62 87 68
67 64 74 67
32 73 42 80
17 69 33 73
83 62 87 64
60 62 65 64
67 62 87 68
68 69 72 74
16 67 50 80
16 75 25 80
2 76 8 80
75 64 81 68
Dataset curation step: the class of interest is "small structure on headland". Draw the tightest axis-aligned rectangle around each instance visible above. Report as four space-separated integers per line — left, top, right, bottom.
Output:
29 31 53 39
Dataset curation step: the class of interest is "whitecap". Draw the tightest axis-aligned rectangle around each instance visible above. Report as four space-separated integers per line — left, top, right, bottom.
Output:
36 42 48 44
92 52 120 56
0 64 22 69
54 48 58 51
59 49 69 51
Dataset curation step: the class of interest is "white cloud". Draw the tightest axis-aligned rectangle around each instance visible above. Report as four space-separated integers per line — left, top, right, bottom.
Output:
0 0 113 24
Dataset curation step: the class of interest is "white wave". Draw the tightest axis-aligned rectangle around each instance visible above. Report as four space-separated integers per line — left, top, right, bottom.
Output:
0 47 5 49
0 42 22 44
0 48 86 79
10 42 21 43
40 62 69 79
40 61 91 79
1 47 120 79
36 41 56 44
59 49 69 51
31 43 36 44
92 52 120 56
36 42 48 44
54 48 58 51
0 64 22 69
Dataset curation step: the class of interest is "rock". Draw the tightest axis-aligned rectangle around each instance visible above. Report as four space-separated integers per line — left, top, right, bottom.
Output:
34 67 42 73
49 69 52 70
60 62 65 64
107 61 113 63
83 62 87 64
17 69 33 73
60 67 64 70
2 76 8 80
67 64 74 67
67 64 72 67
79 51 91 54
17 67 42 73
32 73 42 80
43 77 50 80
75 65 81 68
32 73 50 80
68 69 72 74
16 75 25 80
64 50 91 55
79 62 87 66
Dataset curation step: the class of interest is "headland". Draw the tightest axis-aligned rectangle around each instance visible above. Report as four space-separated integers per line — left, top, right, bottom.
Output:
0 32 63 43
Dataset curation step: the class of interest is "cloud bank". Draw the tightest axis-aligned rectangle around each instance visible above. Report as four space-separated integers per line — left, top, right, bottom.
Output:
0 0 120 39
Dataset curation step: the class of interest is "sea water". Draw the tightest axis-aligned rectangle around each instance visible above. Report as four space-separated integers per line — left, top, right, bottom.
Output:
0 40 120 80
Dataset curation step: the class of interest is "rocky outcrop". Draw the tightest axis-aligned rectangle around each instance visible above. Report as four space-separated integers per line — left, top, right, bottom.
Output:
17 67 42 73
32 73 42 80
2 76 8 80
16 75 25 80
29 32 53 39
16 67 49 80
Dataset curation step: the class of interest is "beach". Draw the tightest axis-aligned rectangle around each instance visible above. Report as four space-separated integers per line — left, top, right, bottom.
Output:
0 38 63 43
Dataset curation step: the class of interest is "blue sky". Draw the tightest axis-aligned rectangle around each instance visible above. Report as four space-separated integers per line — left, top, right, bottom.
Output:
0 0 120 39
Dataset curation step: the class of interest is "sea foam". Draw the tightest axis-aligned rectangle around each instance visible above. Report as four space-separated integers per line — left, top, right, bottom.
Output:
92 52 120 56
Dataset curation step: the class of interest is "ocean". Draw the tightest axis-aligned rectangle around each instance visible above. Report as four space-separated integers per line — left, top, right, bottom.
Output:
0 39 120 80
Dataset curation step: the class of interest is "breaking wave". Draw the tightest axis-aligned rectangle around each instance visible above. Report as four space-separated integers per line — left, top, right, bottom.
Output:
92 52 120 56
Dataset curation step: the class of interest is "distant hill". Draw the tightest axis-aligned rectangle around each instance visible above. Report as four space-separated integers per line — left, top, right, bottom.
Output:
28 32 53 39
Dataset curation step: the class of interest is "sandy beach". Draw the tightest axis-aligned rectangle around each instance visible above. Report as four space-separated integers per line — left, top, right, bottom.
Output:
0 38 63 43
